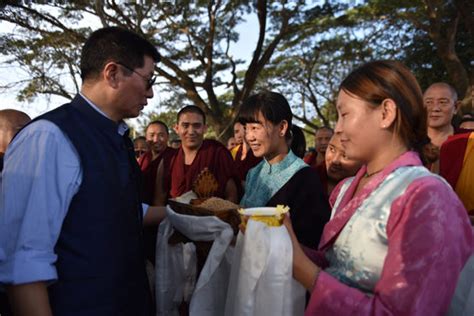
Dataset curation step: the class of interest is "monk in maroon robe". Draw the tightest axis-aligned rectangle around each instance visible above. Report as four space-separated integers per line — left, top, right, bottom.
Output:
138 120 177 204
153 106 240 314
155 106 239 205
137 121 177 267
304 126 333 167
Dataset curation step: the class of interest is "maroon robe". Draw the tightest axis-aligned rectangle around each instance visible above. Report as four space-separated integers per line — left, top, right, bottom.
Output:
138 146 177 204
315 161 329 198
138 146 177 266
303 151 317 167
439 132 470 188
234 144 261 182
303 152 329 198
168 139 239 199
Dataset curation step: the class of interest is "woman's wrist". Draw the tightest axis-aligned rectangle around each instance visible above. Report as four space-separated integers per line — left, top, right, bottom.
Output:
310 265 320 291
293 246 320 291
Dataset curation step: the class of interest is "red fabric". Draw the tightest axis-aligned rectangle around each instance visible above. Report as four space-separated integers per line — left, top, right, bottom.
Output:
303 152 328 197
315 161 328 197
168 139 239 198
439 132 470 189
138 147 177 204
303 151 317 166
234 144 262 182
138 150 152 172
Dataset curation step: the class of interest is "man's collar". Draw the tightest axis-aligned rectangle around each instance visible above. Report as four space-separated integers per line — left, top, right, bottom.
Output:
78 93 129 136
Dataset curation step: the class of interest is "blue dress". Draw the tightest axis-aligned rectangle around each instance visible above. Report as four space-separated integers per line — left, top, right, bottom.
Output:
241 150 330 248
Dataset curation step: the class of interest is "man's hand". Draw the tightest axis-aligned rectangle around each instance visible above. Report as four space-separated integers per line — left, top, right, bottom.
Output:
8 281 53 316
143 206 167 226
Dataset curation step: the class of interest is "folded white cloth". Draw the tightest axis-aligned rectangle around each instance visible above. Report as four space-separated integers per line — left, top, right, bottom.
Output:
225 220 305 316
155 206 234 316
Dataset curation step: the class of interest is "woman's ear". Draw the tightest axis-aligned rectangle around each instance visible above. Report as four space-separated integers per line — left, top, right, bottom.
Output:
279 120 289 137
380 99 397 129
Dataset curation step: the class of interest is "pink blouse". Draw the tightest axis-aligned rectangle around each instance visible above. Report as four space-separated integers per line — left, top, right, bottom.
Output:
305 151 474 315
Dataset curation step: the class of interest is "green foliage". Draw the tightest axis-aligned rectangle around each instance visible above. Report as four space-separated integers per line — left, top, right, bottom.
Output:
256 0 472 132
1 1 310 138
1 0 471 133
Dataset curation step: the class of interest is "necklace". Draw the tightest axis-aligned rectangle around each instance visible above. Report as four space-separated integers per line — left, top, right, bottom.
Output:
364 168 384 178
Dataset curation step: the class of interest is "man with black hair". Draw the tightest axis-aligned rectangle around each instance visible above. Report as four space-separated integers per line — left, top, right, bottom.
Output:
304 126 334 168
139 120 176 204
154 105 239 205
0 27 163 316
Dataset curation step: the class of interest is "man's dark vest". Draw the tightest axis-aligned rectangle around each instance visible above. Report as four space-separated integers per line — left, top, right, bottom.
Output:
38 95 151 316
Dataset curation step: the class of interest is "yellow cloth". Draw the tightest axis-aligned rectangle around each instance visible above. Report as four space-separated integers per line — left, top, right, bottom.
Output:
455 133 474 214
230 144 240 160
241 215 284 227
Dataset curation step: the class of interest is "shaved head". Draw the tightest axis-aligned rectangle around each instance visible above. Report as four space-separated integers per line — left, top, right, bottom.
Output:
0 109 31 153
423 82 458 132
424 82 458 102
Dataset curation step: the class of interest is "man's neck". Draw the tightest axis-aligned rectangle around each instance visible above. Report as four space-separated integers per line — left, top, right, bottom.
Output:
316 152 325 165
428 125 454 147
151 149 165 160
80 85 119 123
182 143 202 165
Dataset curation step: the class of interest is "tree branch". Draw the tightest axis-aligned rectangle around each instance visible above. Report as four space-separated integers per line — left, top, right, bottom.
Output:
293 113 318 130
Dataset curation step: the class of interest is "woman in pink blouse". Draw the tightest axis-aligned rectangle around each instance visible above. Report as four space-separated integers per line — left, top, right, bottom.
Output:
285 60 474 315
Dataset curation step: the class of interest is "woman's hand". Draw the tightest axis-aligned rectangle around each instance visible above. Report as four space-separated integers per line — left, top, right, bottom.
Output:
239 215 250 234
283 214 321 291
283 214 300 248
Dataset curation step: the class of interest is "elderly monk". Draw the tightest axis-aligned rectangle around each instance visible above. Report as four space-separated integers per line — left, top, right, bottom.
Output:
154 106 239 205
423 82 460 173
138 120 177 204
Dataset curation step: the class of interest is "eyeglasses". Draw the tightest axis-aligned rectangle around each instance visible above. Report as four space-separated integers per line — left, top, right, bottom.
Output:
116 62 156 90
